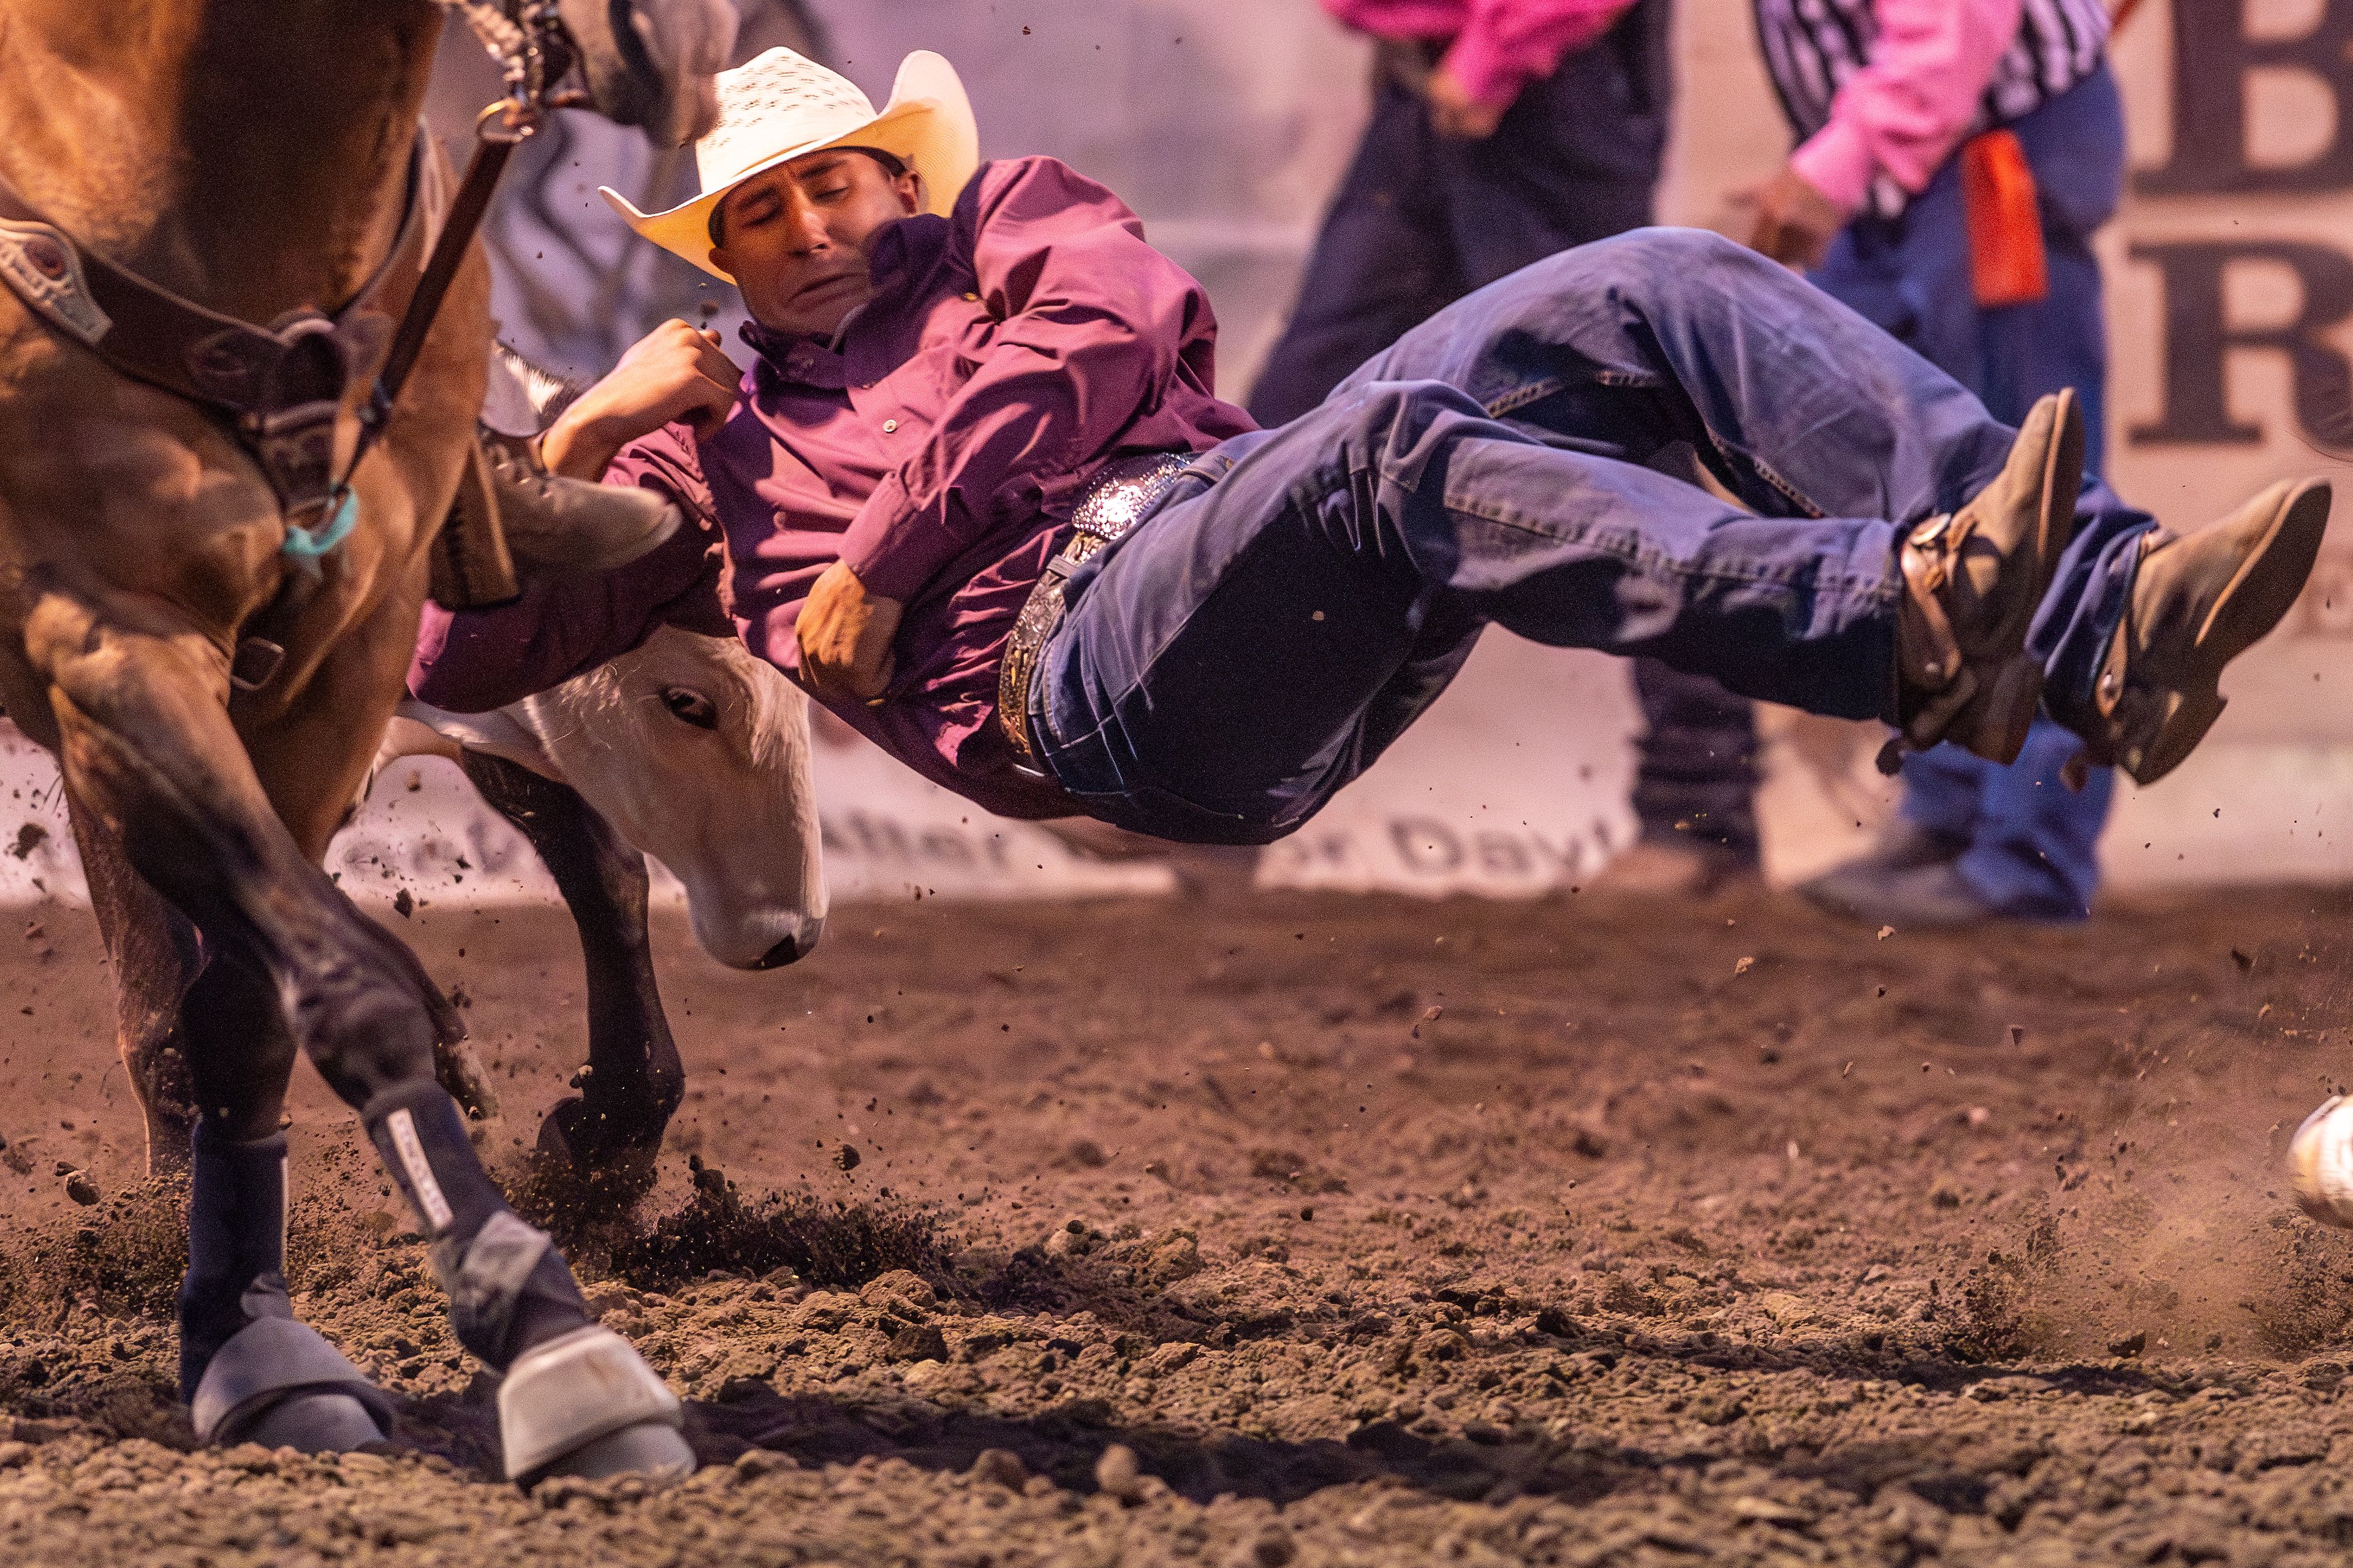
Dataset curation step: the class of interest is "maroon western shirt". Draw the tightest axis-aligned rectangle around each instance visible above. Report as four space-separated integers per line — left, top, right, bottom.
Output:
411 156 1254 818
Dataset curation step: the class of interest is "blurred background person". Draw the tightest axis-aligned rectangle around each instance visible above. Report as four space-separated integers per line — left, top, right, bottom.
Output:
1245 0 1674 428
1618 0 2124 922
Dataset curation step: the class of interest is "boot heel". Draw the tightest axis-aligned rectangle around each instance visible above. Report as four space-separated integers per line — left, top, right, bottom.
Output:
1955 657 2044 766
1901 667 1979 751
2120 686 2226 787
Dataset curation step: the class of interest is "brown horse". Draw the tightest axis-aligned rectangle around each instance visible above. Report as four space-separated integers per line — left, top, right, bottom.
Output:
0 0 728 1481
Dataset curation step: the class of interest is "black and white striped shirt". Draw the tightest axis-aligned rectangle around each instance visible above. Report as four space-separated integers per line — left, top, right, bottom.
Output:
1752 0 2110 214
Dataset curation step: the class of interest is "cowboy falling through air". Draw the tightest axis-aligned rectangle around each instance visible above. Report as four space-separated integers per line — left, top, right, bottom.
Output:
419 46 2353 1213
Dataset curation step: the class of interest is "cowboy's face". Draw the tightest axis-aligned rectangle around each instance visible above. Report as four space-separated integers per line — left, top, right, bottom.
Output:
711 151 922 338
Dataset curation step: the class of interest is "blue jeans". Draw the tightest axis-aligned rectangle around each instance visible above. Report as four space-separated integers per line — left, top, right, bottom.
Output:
1817 65 2127 918
1033 230 2154 847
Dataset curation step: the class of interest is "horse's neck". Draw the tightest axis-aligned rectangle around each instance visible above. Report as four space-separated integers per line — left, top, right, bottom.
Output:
0 0 443 319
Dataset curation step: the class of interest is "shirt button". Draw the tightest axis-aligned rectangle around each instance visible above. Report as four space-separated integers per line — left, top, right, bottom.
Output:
882 419 899 433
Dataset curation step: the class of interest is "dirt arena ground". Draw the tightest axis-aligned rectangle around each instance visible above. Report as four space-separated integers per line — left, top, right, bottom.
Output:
10 883 2353 1564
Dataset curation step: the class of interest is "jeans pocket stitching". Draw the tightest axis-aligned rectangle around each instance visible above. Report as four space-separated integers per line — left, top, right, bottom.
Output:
1483 377 1566 419
1726 445 1828 520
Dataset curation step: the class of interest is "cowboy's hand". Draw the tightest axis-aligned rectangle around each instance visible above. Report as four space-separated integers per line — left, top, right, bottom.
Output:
1425 64 1512 140
542 319 743 479
798 560 903 704
1739 164 1847 271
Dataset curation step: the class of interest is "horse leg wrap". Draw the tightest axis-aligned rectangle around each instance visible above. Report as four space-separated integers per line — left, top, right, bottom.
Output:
180 1124 390 1451
192 1308 395 1452
179 1123 289 1402
363 1080 589 1366
498 1324 691 1485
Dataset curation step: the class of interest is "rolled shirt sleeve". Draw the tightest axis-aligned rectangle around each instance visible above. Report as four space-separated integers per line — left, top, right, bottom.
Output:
833 159 1233 604
1789 0 2025 215
407 425 727 713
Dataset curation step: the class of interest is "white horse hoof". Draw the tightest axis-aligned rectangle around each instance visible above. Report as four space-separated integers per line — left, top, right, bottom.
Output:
2289 1094 2353 1225
499 1324 689 1484
533 1419 695 1482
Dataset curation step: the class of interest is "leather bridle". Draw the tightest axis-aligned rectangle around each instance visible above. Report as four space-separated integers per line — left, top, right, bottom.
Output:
0 1 583 571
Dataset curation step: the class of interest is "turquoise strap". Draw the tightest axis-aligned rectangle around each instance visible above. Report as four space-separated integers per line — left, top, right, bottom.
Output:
282 487 358 561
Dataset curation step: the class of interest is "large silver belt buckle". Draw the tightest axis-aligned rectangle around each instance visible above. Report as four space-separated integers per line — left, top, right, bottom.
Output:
1068 452 1192 548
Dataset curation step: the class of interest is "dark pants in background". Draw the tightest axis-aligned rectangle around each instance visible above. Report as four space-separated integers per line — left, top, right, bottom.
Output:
1631 65 2128 910
1246 0 1672 428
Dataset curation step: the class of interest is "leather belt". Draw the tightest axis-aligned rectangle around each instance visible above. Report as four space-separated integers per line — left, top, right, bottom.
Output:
998 451 1194 770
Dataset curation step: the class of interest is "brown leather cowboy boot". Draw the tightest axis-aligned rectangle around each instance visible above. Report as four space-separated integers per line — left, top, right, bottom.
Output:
2059 478 2332 787
480 428 684 574
1889 388 2085 769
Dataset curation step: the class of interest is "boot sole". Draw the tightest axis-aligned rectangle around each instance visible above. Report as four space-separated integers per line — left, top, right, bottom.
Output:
2123 479 2332 786
1947 389 2085 766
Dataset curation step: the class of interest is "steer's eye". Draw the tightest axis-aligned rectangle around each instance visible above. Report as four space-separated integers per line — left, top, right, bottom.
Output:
661 687 719 729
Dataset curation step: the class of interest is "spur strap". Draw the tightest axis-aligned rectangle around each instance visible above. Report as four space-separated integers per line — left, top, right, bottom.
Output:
996 452 1194 770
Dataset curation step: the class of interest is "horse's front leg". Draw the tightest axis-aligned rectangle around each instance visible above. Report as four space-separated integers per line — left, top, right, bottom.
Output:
72 725 493 1181
29 584 692 1482
69 790 203 1174
458 748 681 1194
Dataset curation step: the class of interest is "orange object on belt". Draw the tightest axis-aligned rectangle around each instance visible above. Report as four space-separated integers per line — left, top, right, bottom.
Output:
1960 129 2048 309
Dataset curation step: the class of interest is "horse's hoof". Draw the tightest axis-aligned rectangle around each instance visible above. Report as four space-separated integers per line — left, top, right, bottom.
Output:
536 1096 661 1197
531 1419 696 1483
193 1316 393 1454
240 1390 390 1453
499 1325 690 1485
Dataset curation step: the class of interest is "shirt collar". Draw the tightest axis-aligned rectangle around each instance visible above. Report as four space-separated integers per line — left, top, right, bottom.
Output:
742 318 854 392
865 211 950 293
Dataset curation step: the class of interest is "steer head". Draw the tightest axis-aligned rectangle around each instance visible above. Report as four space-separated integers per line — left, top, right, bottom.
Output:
519 625 827 969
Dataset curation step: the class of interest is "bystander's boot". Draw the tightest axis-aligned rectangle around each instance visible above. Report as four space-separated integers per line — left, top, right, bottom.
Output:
1797 820 1970 923
1590 836 1758 897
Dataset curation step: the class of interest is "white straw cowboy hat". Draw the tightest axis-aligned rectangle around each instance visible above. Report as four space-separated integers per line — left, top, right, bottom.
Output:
601 47 979 281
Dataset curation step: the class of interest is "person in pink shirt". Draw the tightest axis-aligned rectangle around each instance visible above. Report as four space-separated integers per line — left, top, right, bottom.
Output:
1246 0 1670 426
1618 0 2131 928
